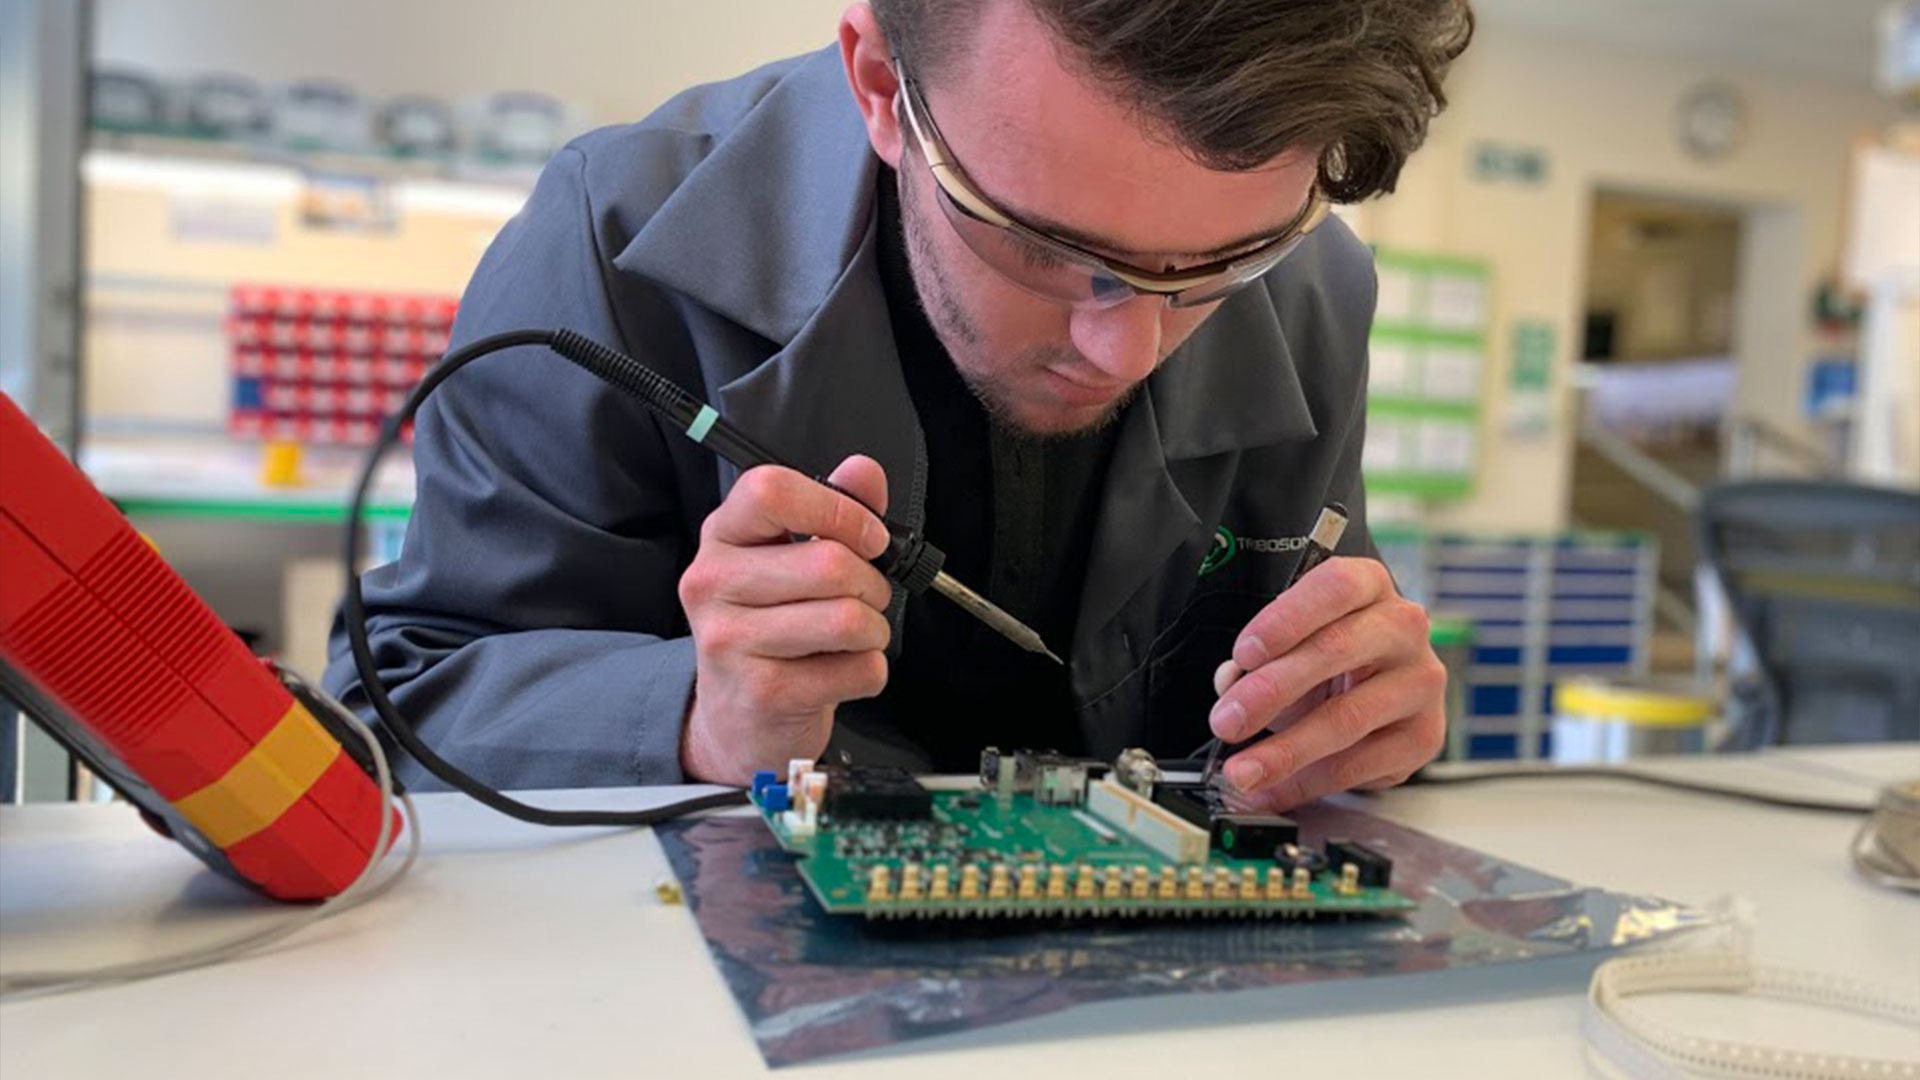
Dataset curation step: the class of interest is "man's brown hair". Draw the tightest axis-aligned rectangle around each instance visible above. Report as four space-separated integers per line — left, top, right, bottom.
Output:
871 0 1475 203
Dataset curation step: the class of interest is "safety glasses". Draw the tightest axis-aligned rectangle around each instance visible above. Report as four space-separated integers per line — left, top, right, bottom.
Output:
895 65 1330 310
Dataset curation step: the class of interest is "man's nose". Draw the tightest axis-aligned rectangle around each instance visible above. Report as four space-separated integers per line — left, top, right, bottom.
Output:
1068 295 1167 384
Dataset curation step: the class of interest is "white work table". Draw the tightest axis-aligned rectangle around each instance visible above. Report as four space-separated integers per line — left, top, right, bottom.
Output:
2 745 1916 1078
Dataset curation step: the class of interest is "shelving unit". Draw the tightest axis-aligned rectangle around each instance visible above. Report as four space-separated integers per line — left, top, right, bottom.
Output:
87 129 544 196
1378 529 1658 760
66 135 505 678
81 435 412 523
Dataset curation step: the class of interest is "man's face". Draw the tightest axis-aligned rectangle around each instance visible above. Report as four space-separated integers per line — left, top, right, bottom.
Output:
890 0 1320 437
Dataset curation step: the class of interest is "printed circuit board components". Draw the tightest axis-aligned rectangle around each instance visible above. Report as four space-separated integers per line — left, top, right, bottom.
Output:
750 750 1411 921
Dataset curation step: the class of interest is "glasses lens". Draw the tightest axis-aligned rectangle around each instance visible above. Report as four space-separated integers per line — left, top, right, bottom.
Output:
1168 240 1303 308
931 184 1132 306
926 158 1310 311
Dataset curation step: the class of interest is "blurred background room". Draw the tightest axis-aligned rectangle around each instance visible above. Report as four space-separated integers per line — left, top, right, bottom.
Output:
4 0 1918 799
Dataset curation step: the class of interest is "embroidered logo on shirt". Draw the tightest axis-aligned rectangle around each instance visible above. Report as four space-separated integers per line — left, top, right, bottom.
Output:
1199 526 1237 575
1199 527 1311 576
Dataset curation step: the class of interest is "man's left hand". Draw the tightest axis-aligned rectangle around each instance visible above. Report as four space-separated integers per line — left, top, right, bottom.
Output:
1208 556 1446 811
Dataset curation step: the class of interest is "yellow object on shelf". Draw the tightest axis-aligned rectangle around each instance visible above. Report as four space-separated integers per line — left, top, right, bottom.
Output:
1555 679 1715 725
1552 678 1716 763
260 440 305 488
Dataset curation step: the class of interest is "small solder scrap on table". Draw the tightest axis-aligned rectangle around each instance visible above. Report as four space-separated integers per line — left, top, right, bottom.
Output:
749 748 1413 920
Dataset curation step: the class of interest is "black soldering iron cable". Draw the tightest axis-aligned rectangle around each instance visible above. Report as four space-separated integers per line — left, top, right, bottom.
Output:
344 329 747 826
347 329 1029 825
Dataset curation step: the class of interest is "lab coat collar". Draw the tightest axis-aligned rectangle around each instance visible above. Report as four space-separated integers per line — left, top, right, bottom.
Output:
613 48 872 350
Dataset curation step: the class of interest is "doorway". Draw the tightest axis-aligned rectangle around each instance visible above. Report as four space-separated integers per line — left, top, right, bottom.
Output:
1572 189 1747 671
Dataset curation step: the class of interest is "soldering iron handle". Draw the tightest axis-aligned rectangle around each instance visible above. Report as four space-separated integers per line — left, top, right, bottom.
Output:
545 329 949 597
697 428 946 594
814 477 945 596
654 401 951 596
878 518 944 595
696 419 782 473
1291 543 1333 585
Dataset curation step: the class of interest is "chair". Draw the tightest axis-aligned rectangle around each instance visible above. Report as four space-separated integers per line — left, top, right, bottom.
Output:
1697 480 1920 747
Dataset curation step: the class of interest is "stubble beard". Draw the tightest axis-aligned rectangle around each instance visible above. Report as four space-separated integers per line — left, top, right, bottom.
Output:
894 169 1137 440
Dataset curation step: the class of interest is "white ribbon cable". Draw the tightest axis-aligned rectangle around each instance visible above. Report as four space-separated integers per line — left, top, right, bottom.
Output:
1584 949 1920 1080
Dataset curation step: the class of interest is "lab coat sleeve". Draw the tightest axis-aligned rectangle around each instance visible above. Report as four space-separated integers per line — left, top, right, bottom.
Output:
321 146 700 790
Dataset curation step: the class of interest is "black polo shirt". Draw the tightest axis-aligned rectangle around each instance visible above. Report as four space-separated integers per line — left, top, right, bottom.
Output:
868 169 1121 769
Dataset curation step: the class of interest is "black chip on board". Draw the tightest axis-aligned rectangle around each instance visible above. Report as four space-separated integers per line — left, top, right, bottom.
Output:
821 765 933 820
1210 813 1299 858
1324 838 1393 888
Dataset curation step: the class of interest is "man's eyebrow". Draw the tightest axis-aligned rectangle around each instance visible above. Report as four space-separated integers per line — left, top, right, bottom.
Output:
1008 202 1301 264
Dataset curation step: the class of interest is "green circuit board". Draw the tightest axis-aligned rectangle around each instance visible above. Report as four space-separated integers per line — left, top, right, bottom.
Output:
752 768 1415 921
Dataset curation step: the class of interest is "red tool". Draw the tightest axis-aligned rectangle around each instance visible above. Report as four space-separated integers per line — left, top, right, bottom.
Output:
0 393 396 900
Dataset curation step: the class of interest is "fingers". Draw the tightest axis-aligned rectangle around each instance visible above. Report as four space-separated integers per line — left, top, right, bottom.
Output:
1213 658 1242 697
826 453 889 518
727 650 892 716
1220 659 1445 795
1238 704 1444 812
1213 662 1341 721
702 597 892 660
1229 558 1396 673
701 462 889 557
691 536 893 613
1221 653 1436 787
676 455 899 785
1211 596 1429 743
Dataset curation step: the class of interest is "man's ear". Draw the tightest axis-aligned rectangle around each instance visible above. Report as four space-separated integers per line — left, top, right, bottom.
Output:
839 3 904 168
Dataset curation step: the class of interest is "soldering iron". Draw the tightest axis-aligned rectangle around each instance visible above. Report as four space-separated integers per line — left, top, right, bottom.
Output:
341 328 1060 827
538 329 1061 665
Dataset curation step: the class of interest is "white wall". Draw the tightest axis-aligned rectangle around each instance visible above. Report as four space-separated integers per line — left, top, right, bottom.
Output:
1349 20 1899 531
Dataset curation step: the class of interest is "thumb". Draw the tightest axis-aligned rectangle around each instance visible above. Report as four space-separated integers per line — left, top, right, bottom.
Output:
826 454 889 518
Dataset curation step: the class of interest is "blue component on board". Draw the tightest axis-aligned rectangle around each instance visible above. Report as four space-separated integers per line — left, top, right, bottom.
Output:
751 770 778 800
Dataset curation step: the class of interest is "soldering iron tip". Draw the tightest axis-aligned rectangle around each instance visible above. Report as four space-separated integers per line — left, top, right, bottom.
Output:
1042 647 1065 666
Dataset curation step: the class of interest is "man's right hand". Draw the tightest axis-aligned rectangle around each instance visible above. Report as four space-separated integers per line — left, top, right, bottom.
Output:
676 455 895 784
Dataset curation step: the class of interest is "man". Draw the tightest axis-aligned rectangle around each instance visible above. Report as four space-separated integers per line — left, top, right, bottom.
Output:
325 0 1474 812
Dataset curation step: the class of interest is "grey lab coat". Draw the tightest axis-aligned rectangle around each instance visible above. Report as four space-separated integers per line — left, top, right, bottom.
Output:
323 47 1379 790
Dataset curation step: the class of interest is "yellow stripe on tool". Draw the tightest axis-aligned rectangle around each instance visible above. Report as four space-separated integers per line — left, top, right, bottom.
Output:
173 703 341 848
